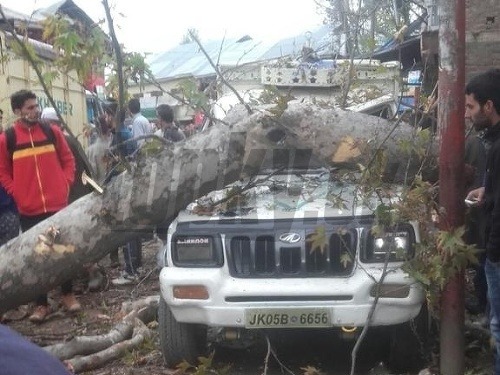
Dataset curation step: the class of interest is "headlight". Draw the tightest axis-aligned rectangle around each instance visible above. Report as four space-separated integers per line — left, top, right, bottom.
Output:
172 235 223 267
364 225 415 262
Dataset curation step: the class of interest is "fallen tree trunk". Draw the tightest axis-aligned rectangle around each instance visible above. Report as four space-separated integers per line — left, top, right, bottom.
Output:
66 317 152 373
0 102 435 312
44 300 158 361
44 317 135 360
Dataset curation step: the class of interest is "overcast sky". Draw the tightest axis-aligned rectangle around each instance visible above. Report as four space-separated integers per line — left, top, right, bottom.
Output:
1 0 326 53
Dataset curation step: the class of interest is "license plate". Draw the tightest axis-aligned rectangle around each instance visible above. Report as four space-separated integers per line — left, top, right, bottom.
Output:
245 308 331 328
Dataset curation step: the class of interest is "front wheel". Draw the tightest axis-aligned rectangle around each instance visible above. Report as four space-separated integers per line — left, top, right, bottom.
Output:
158 297 208 367
384 304 431 373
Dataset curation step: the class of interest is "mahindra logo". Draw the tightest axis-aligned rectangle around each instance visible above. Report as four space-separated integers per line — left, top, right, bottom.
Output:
279 232 301 244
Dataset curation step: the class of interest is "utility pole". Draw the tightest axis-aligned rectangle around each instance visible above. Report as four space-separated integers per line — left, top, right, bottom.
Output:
437 0 466 374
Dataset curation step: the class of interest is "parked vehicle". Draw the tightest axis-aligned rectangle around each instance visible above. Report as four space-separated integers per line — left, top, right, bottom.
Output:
157 149 429 373
0 31 102 143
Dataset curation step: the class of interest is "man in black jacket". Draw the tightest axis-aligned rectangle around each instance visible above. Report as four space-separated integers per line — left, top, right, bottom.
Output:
466 68 500 375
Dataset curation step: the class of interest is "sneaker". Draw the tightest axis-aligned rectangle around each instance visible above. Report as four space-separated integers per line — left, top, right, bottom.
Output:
61 293 81 312
109 248 120 268
111 272 138 286
87 266 104 292
1 305 29 322
29 305 51 323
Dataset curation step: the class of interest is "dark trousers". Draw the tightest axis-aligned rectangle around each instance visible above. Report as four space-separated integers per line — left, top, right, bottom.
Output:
123 237 142 275
0 210 20 246
474 251 488 312
20 213 73 306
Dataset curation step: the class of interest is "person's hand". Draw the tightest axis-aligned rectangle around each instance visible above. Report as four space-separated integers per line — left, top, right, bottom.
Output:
466 186 485 206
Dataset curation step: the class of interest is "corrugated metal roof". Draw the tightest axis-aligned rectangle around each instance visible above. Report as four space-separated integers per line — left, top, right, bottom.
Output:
0 5 45 28
147 25 333 81
34 0 98 27
37 0 67 15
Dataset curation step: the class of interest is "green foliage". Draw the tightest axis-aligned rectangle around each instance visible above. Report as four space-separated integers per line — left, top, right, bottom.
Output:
178 79 210 110
42 15 107 82
176 352 232 374
267 91 295 117
291 225 353 267
138 138 164 157
340 251 353 268
107 51 152 98
358 35 378 54
403 227 479 292
121 337 157 366
368 175 480 310
221 186 248 211
41 70 60 86
10 35 40 64
373 203 394 229
358 148 388 190
398 128 433 159
307 226 328 254
124 52 152 85
324 0 421 56
326 191 349 210
258 86 284 105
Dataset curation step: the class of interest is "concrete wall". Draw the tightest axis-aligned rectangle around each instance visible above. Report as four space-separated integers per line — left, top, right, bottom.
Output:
466 0 500 78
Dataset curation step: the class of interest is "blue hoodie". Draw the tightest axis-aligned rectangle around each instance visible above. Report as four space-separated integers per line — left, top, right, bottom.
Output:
0 324 70 374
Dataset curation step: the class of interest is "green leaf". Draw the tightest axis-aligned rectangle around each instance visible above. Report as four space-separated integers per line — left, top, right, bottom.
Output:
340 251 352 268
307 226 328 255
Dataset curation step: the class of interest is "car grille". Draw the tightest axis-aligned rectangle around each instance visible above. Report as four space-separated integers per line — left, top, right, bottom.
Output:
228 230 356 278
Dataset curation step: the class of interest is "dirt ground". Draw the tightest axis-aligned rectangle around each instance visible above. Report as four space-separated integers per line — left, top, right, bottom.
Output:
1 239 496 375
3 238 171 375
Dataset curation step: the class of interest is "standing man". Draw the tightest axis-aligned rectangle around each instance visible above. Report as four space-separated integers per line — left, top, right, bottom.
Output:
0 90 78 322
155 104 186 142
465 69 500 374
154 104 185 241
110 99 151 286
128 98 152 146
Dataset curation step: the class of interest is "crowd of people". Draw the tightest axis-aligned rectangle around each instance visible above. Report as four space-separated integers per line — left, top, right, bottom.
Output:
0 92 188 321
0 90 190 373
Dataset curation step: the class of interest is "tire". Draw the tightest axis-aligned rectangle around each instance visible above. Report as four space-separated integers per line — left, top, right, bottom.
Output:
158 297 208 367
384 304 430 374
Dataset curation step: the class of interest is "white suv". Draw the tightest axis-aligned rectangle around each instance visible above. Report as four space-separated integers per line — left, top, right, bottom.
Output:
158 164 428 372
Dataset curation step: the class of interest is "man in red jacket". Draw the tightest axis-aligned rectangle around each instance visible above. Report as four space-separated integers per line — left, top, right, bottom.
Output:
0 90 78 322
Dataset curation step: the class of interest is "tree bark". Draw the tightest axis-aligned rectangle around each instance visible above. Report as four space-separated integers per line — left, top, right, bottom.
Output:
66 317 152 373
44 300 158 360
0 102 434 313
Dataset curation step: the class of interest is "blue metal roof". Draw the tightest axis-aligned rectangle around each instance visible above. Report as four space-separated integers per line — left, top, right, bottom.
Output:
147 25 333 80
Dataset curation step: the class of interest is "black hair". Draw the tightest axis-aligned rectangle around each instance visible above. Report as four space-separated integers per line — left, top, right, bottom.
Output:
127 98 141 114
118 107 128 124
156 104 174 123
97 114 110 135
105 102 118 116
465 68 500 114
11 90 37 111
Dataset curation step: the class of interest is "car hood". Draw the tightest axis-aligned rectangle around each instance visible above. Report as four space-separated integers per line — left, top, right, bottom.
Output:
176 169 403 223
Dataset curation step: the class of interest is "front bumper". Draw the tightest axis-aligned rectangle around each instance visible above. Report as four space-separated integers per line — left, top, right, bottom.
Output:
159 265 425 328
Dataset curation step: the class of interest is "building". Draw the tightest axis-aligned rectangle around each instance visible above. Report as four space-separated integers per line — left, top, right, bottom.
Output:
129 25 337 122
